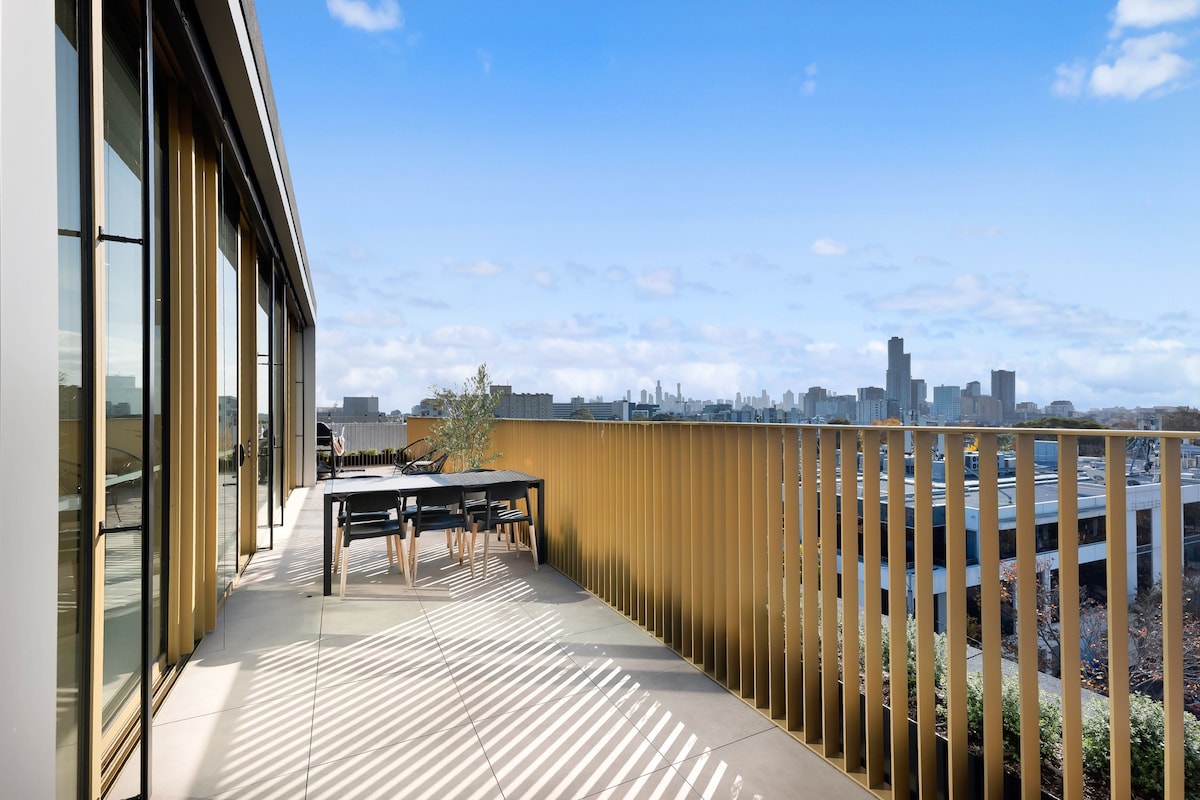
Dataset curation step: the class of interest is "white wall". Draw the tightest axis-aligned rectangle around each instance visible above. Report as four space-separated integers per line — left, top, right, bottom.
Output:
0 0 61 794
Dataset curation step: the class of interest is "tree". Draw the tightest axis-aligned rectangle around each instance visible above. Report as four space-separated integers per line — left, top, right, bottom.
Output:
569 407 594 420
430 363 502 471
1015 416 1106 457
1163 407 1200 432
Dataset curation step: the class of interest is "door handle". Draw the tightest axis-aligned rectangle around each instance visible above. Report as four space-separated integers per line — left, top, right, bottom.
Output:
98 521 143 537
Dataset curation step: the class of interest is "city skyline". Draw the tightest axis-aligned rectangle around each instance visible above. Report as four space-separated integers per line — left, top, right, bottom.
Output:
254 1 1200 414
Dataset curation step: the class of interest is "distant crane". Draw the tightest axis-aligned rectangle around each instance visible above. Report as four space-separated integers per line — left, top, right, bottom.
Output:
1126 436 1156 478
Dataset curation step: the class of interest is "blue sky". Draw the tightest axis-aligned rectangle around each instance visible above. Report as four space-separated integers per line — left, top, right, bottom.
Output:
255 0 1199 414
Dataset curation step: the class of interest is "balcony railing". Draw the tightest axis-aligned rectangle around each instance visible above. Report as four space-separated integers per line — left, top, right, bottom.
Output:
408 417 1199 799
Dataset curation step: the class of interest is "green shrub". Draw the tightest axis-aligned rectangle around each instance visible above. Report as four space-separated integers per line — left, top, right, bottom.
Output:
966 672 1061 764
1082 693 1200 799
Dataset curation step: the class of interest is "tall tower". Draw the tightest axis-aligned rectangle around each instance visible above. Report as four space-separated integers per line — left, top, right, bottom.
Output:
991 369 1016 422
655 380 662 406
885 336 911 421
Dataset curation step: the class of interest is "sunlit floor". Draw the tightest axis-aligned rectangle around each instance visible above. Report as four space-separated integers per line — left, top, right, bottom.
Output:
112 479 874 800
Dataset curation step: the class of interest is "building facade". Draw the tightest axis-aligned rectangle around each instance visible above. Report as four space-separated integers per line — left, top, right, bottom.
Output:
0 2 317 796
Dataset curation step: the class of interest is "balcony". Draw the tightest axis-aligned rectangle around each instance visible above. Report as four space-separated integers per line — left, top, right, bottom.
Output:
118 420 1200 799
111 466 871 799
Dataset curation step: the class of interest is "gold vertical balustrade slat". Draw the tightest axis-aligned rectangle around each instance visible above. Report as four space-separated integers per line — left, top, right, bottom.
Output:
726 425 742 691
840 429 861 775
860 430 885 789
783 426 803 733
1160 436 1184 799
713 426 729 684
977 432 1004 800
1105 436 1131 800
767 426 785 715
1014 433 1040 798
912 431 936 798
734 428 751 698
693 426 710 672
753 426 771 710
886 428 909 798
1056 435 1083 800
943 432 969 799
801 427 821 743
819 428 841 757
679 426 693 658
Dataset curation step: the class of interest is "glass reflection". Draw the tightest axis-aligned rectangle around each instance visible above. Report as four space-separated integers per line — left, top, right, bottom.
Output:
55 0 82 794
217 201 239 598
100 0 143 731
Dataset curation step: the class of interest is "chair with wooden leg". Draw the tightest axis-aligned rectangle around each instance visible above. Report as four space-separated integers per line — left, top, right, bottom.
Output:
403 485 468 584
466 481 538 579
338 490 408 599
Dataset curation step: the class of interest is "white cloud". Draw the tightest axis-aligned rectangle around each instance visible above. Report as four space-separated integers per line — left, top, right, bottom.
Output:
1111 0 1200 32
801 62 817 96
812 238 847 256
442 258 503 277
635 268 679 298
423 324 500 348
477 48 493 75
326 0 403 32
530 269 555 288
1051 61 1088 97
1090 32 1192 99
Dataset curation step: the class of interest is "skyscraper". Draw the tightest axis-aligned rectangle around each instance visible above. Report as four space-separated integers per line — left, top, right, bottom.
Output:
933 385 962 422
885 336 911 421
991 369 1016 422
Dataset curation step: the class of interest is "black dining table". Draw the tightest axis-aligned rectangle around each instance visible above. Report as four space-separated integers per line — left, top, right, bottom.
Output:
321 469 546 596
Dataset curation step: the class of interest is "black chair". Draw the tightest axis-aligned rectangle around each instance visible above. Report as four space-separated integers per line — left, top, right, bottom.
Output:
466 481 539 578
394 438 446 475
338 490 407 598
402 485 469 583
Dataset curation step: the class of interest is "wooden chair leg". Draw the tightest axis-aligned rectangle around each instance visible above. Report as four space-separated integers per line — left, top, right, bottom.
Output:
399 533 412 587
528 523 539 571
339 544 350 599
385 535 395 569
409 535 420 583
466 522 478 577
482 525 492 579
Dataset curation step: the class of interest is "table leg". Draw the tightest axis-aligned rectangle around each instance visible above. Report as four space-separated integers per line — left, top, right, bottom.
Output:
323 493 334 596
535 479 546 565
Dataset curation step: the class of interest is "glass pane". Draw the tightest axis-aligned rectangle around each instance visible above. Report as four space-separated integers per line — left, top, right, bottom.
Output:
257 273 270 530
151 103 164 663
102 239 143 727
217 205 238 597
272 285 285 520
101 0 144 730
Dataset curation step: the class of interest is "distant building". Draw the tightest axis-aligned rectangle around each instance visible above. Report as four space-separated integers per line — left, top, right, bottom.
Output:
1047 400 1076 418
933 385 962 422
991 369 1016 422
495 391 554 419
911 379 928 418
886 337 911 421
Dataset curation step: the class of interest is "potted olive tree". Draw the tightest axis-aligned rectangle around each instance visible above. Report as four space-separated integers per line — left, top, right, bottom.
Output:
430 363 502 471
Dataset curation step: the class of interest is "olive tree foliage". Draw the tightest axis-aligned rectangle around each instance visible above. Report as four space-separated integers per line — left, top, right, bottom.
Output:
430 363 502 471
